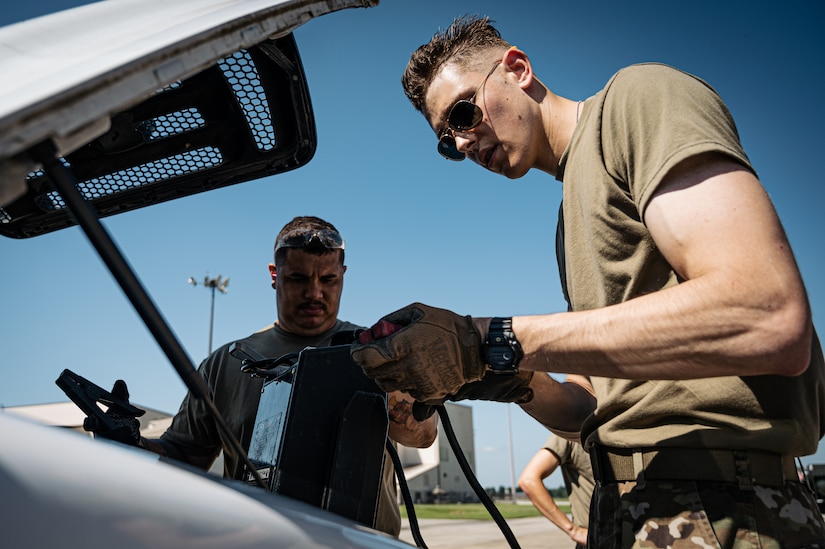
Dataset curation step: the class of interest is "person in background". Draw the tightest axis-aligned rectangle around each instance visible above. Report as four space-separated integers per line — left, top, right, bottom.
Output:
96 216 438 537
351 15 825 548
519 433 593 549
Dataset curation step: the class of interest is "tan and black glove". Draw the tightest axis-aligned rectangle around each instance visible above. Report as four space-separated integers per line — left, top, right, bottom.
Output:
351 302 534 416
351 302 486 402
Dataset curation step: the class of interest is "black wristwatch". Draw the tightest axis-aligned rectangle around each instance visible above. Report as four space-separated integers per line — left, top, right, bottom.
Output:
483 317 523 375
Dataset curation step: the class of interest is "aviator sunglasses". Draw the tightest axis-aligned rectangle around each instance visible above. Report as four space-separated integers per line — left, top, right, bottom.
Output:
437 60 501 161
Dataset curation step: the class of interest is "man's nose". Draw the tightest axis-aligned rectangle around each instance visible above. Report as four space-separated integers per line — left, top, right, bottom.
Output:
454 131 478 157
304 279 323 298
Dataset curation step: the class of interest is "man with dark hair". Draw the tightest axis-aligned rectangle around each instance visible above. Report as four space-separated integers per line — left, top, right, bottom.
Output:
351 16 825 547
140 215 436 536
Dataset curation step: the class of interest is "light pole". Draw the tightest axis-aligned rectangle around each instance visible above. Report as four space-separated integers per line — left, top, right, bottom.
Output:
507 403 517 503
188 274 229 355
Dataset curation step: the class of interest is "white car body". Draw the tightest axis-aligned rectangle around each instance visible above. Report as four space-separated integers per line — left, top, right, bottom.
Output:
0 1 421 547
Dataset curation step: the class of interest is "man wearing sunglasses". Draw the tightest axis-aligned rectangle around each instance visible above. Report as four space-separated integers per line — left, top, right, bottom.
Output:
351 15 825 548
97 216 437 537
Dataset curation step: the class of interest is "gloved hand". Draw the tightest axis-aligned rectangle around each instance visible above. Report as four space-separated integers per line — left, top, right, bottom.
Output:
351 302 485 403
83 379 142 447
411 370 535 421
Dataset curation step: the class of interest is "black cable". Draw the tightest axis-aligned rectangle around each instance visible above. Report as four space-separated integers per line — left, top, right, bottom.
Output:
386 438 428 549
436 405 521 549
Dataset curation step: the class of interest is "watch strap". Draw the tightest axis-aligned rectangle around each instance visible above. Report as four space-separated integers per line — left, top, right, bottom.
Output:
484 317 523 374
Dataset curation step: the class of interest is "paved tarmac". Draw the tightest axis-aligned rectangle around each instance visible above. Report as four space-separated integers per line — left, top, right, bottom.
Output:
399 517 574 549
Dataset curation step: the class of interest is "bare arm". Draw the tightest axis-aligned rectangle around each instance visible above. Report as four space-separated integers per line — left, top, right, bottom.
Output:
514 154 811 380
387 391 438 447
518 448 587 544
519 373 595 440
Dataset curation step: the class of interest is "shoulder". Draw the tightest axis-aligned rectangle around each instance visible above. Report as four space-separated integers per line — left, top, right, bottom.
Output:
604 63 720 106
611 63 708 85
199 325 276 371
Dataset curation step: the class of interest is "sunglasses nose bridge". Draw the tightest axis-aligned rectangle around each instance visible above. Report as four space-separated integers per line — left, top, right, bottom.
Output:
452 130 480 161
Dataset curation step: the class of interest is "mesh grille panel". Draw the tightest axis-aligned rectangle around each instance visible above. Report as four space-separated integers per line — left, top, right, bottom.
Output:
219 50 275 151
35 147 223 211
145 108 205 142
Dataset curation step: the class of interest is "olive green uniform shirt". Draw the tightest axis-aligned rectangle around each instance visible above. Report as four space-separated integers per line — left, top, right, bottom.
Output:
557 63 825 456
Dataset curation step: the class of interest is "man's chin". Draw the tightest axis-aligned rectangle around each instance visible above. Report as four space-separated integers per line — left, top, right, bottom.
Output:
293 318 334 337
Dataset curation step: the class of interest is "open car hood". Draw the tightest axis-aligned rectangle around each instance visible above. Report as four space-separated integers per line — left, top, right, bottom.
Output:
0 0 378 237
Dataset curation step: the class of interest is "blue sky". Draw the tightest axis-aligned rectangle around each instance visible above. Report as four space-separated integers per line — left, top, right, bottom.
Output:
2 0 824 492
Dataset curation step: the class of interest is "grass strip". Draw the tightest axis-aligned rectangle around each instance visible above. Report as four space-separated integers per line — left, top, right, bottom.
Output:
400 502 569 520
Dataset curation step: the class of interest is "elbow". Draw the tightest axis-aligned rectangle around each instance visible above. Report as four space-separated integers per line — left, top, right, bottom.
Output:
765 301 812 377
518 476 537 496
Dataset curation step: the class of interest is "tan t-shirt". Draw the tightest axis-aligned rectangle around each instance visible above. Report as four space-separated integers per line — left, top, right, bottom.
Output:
544 434 594 529
557 63 825 456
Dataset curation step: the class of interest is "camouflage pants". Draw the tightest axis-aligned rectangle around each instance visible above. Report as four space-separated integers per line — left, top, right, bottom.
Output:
588 480 825 548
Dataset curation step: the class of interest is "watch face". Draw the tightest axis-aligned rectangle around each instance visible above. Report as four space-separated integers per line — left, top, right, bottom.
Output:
487 346 516 367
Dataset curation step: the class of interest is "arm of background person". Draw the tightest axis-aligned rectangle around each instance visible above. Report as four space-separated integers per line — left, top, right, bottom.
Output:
387 390 438 447
518 447 587 544
519 373 595 442
513 153 812 380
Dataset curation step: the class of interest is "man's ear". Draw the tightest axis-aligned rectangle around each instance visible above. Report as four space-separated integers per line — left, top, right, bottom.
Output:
268 263 277 289
502 46 533 90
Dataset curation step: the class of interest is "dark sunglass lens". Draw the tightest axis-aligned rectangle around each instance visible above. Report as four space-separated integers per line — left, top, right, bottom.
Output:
438 135 465 161
448 101 483 131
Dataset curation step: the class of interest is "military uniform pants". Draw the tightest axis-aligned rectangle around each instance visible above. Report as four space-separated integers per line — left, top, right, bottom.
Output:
588 480 825 548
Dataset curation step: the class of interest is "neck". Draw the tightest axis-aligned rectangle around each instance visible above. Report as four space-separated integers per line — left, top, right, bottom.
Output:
538 95 581 176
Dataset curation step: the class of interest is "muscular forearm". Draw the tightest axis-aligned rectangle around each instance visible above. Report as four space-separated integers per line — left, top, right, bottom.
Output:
513 274 811 380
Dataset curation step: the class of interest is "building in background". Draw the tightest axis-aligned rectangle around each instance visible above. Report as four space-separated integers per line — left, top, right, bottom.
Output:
398 402 477 503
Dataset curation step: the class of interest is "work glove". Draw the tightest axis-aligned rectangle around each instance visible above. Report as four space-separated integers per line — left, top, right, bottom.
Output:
83 379 142 447
411 370 535 421
351 303 486 403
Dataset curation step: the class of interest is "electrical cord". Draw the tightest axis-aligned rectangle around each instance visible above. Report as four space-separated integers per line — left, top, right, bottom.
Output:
436 404 521 549
386 439 428 549
390 404 521 549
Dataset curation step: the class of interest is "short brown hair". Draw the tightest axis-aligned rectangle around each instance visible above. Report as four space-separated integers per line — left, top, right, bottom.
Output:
402 15 510 120
274 216 344 266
